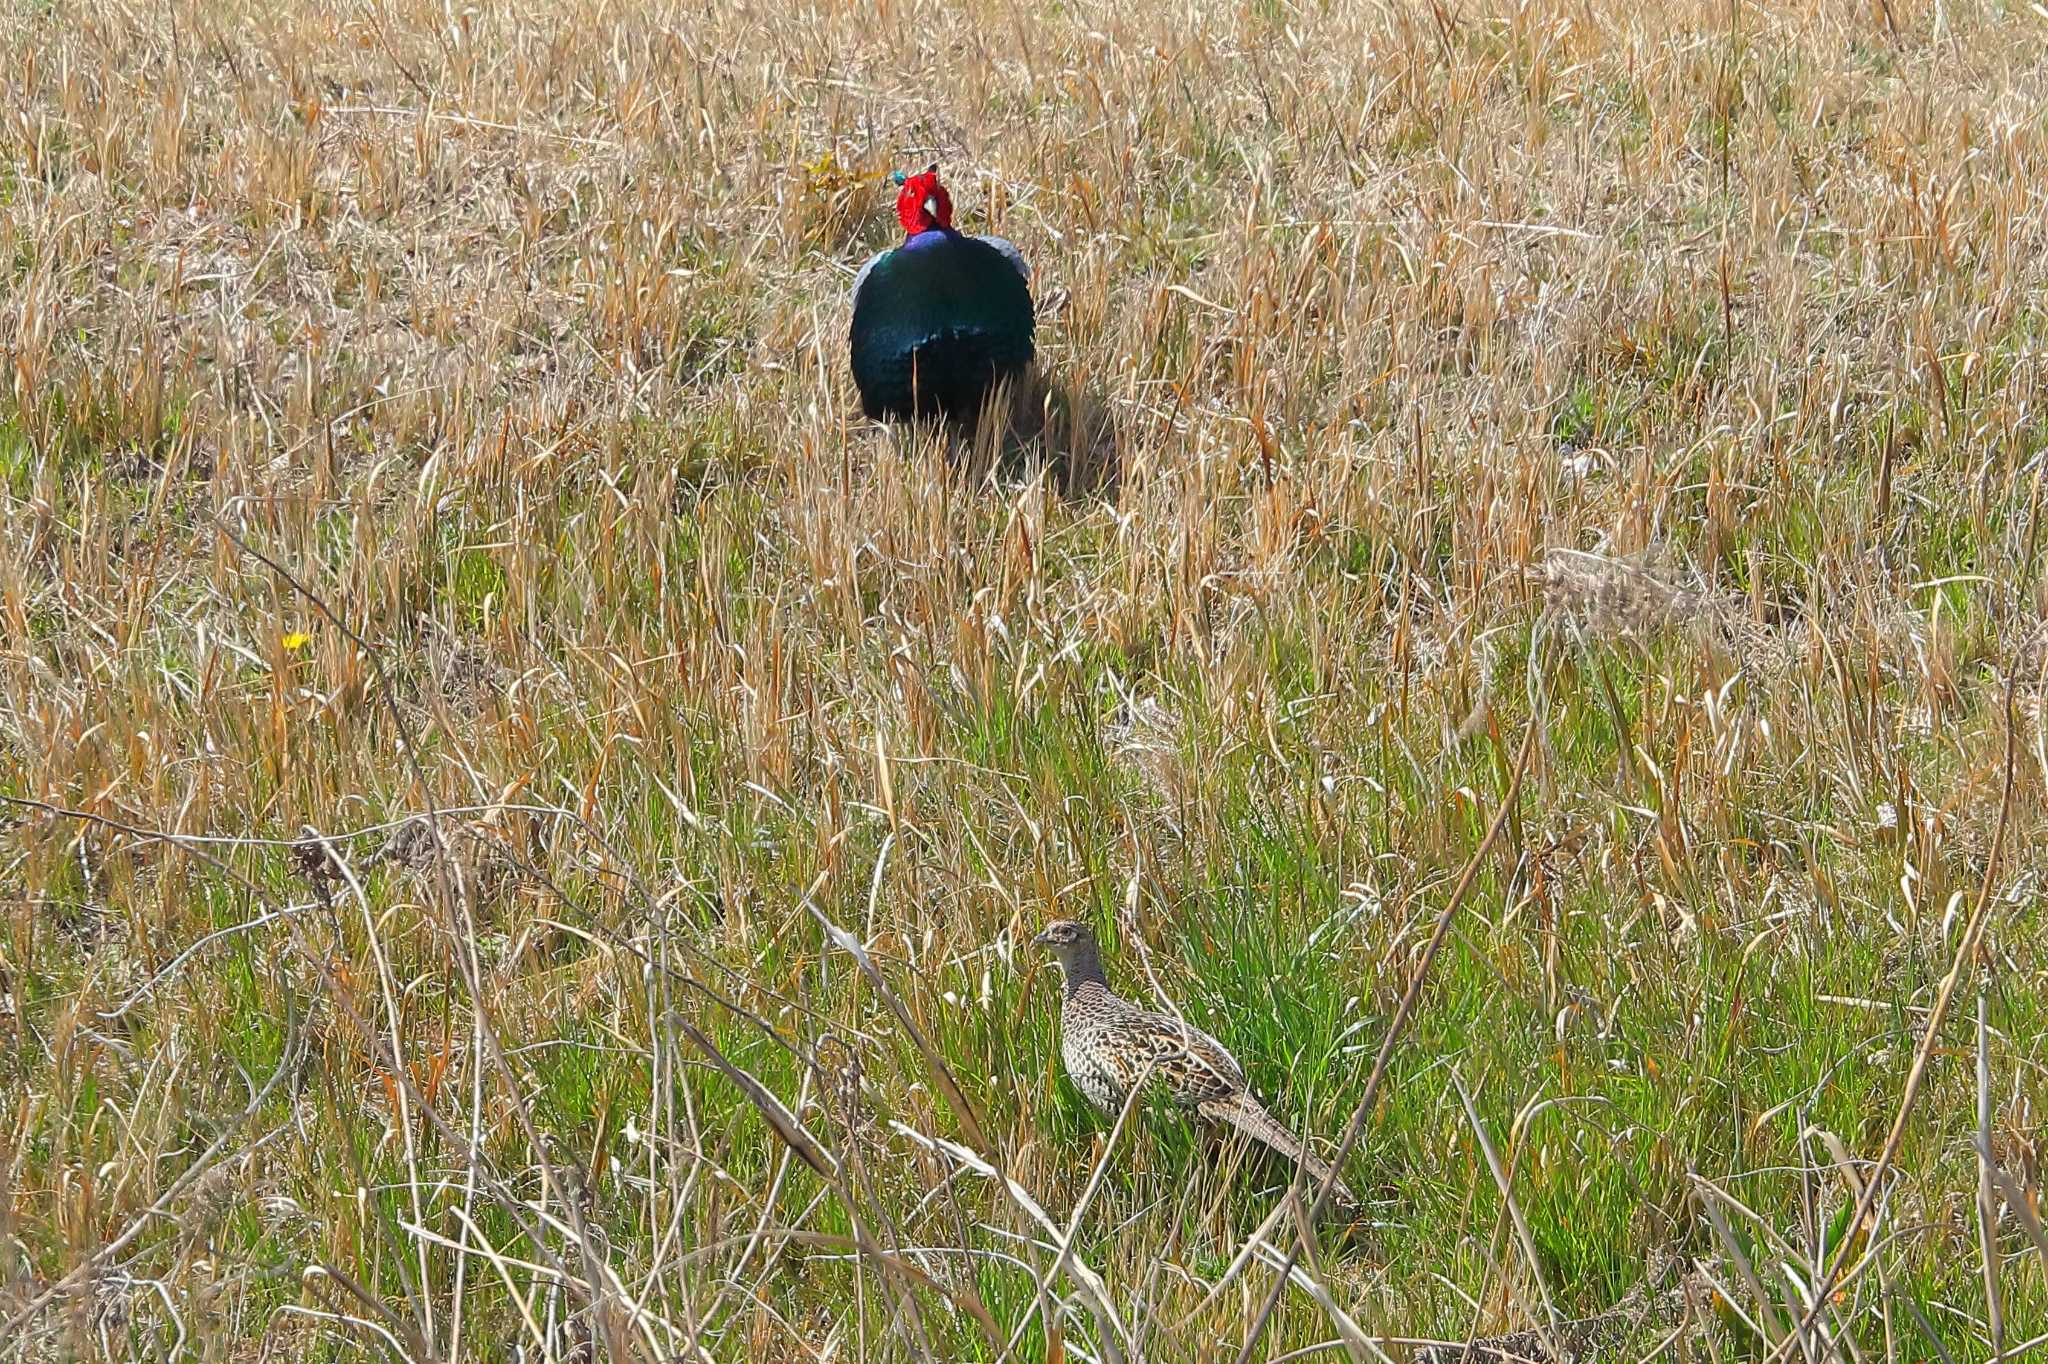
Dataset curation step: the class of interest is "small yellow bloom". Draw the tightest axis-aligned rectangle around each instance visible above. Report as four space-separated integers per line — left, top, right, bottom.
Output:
283 632 312 651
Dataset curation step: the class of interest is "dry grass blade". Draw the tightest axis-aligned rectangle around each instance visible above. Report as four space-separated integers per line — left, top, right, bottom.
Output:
676 1014 972 1358
7 0 2047 1354
1768 672 2022 1362
1977 994 2003 1360
673 1015 837 1181
890 1122 1133 1363
1980 1157 2048 1279
1234 722 1538 1364
304 1259 438 1363
1 982 308 1338
400 1211 555 1356
750 1230 1007 1351
217 509 611 1351
1245 1237 1390 1364
1170 1196 1294 1330
992 1059 1153 1364
1691 1171 1793 1352
1451 1069 1562 1363
800 892 993 1155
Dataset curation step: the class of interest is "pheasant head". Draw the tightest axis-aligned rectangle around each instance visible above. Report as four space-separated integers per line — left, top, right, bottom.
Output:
1033 919 1107 991
894 163 953 236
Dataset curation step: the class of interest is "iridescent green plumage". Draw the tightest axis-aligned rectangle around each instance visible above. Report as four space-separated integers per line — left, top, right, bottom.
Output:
849 228 1034 423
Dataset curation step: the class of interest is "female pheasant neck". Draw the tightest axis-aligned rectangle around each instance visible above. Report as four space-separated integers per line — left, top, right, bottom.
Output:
1050 938 1109 998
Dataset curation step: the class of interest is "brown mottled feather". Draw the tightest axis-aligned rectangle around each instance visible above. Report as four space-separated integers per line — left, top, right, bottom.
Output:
1035 920 1358 1214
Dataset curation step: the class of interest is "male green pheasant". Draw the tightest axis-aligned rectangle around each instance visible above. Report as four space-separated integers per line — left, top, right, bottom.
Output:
849 164 1034 424
1033 919 1359 1214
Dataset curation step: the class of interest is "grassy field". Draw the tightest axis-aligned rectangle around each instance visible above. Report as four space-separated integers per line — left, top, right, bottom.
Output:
5 0 2048 1358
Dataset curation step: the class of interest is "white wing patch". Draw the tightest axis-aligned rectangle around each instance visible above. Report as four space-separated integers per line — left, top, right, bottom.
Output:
850 249 888 305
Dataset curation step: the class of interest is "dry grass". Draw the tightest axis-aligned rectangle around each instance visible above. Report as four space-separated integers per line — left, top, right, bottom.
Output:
4 0 2048 1358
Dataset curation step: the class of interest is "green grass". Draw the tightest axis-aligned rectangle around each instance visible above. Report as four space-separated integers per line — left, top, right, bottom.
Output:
5 0 2048 1359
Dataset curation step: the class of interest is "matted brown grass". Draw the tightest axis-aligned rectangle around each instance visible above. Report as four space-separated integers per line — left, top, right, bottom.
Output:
3 0 2047 1359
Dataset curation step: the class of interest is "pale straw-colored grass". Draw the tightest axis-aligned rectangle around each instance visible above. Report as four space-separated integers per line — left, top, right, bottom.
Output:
4 0 2046 1358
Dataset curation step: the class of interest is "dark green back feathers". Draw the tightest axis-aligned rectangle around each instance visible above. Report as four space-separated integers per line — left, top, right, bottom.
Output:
849 230 1034 423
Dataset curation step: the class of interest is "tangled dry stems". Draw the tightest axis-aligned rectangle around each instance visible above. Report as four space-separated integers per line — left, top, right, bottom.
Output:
4 0 2048 1359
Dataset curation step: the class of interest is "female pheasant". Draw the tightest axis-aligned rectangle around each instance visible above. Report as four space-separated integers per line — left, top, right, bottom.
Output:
1033 919 1359 1214
849 164 1034 424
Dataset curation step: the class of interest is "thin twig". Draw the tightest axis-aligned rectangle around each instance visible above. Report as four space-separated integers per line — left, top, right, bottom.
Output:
1233 721 1537 1364
1453 1069 1563 1363
2 983 308 1338
1763 669 2018 1363
326 104 621 149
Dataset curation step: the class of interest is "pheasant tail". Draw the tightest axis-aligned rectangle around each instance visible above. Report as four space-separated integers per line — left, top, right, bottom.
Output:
1200 1095 1359 1214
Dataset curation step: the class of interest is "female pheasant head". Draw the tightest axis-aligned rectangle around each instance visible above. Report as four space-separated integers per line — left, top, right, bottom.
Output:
894 163 953 237
1033 919 1107 991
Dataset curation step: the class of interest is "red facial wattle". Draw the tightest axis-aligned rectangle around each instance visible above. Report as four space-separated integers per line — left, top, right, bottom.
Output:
895 166 954 236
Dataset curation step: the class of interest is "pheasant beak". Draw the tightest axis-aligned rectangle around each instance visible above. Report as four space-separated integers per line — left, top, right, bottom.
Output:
1030 928 1052 947
923 195 939 219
